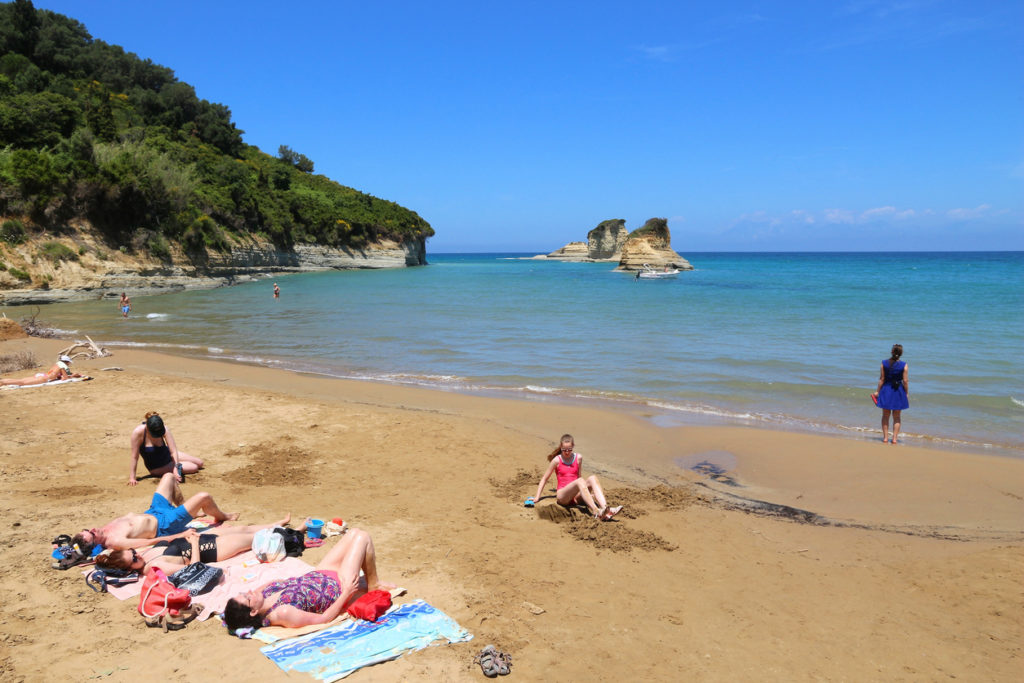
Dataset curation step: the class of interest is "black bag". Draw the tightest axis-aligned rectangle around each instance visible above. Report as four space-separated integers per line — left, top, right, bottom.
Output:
274 526 306 557
86 567 140 593
169 562 223 596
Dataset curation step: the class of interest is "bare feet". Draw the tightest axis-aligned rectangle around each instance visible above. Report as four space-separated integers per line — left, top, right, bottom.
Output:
275 513 292 527
369 580 398 592
601 506 623 521
224 512 240 522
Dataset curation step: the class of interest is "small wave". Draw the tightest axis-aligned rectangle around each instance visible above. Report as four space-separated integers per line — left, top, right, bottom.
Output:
146 313 168 319
107 341 206 350
523 385 557 394
1012 397 1024 409
208 347 223 354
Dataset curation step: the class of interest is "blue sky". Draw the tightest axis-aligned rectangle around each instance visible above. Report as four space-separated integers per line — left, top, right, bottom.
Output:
33 1 1023 252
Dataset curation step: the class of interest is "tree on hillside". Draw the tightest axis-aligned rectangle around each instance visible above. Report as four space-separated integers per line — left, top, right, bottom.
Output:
277 144 314 173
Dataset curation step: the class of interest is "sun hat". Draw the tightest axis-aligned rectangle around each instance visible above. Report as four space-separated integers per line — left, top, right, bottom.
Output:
146 414 166 437
59 354 72 363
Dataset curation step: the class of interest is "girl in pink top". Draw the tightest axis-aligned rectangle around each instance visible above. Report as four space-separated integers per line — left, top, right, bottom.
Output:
533 434 622 521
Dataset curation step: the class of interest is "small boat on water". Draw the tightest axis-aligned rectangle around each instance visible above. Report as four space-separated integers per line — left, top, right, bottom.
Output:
636 263 679 279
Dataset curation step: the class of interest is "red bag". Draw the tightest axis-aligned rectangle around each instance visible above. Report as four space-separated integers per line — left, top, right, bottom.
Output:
347 590 392 622
138 567 192 627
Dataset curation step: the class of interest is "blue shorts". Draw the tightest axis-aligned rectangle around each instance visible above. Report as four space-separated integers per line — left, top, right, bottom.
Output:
144 492 192 536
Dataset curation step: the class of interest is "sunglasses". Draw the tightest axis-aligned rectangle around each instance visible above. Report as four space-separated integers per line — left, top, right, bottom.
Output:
130 549 139 564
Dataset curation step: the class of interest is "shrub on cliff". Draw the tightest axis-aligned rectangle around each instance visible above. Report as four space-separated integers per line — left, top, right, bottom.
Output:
1 218 26 243
39 240 77 262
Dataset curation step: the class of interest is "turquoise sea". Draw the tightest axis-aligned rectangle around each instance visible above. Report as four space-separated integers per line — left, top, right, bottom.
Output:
8 252 1023 456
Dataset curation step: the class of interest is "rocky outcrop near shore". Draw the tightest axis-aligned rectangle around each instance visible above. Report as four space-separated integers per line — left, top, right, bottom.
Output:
616 218 693 272
0 228 427 305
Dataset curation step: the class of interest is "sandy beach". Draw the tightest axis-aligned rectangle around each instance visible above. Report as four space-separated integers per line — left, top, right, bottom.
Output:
1 334 1022 682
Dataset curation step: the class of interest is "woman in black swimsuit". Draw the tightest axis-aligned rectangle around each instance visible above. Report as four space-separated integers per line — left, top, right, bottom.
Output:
128 412 205 486
95 514 293 575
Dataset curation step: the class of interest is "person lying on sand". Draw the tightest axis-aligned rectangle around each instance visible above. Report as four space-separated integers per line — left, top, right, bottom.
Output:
95 515 295 575
532 433 623 521
128 412 204 486
0 354 85 386
223 527 395 633
74 472 239 552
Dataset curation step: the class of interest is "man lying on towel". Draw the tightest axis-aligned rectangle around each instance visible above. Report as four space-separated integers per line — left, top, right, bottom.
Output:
74 472 239 552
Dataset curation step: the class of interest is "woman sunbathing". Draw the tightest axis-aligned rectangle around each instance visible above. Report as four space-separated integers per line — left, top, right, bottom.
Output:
223 528 395 633
532 433 623 520
1 354 85 386
94 515 292 575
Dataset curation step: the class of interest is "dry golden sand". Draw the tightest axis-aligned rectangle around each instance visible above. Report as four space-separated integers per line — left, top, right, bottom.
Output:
1 336 1022 682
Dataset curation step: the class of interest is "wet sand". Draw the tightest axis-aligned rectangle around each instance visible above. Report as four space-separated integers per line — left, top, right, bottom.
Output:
1 335 1022 681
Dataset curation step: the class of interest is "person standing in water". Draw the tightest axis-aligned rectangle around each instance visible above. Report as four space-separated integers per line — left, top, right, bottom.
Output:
120 293 131 318
273 282 280 299
872 343 909 444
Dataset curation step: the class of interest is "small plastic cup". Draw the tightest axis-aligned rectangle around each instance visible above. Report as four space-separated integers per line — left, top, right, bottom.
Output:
307 519 324 539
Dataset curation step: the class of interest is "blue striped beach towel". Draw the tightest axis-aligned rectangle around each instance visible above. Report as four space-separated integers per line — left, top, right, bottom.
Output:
260 600 472 681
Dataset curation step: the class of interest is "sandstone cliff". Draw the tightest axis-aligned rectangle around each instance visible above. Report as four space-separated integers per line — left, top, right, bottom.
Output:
587 219 629 260
0 225 427 305
617 218 693 271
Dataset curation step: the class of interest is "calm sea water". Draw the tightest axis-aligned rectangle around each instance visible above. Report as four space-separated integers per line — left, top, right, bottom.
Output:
8 252 1023 455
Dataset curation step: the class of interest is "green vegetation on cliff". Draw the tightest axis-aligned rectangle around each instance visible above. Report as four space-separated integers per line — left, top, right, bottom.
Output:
0 0 432 257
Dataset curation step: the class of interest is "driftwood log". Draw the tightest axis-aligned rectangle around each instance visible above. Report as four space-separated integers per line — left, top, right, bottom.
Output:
59 335 111 361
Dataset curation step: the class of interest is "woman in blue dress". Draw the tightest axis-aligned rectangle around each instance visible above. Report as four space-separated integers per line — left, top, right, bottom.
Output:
872 344 909 444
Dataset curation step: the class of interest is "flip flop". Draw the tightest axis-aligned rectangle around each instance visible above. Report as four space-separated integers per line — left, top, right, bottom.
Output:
474 645 501 678
524 497 534 508
870 393 878 406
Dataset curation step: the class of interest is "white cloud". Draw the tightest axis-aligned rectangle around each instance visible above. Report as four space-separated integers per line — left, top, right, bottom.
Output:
823 208 856 224
947 204 992 219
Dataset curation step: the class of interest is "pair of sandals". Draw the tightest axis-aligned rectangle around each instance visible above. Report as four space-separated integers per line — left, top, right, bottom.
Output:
474 645 511 677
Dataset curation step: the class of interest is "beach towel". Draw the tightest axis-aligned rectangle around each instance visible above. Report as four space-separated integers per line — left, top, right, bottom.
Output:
260 599 472 681
2 377 90 390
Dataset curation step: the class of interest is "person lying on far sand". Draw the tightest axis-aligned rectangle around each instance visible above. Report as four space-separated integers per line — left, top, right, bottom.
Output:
95 515 296 575
73 472 239 552
533 433 622 521
223 527 395 632
0 354 85 386
128 412 204 485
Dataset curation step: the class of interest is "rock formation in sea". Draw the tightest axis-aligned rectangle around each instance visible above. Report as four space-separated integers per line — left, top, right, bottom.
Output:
543 241 591 261
541 217 692 271
616 218 693 272
543 219 628 262
588 219 629 260
0 228 427 305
